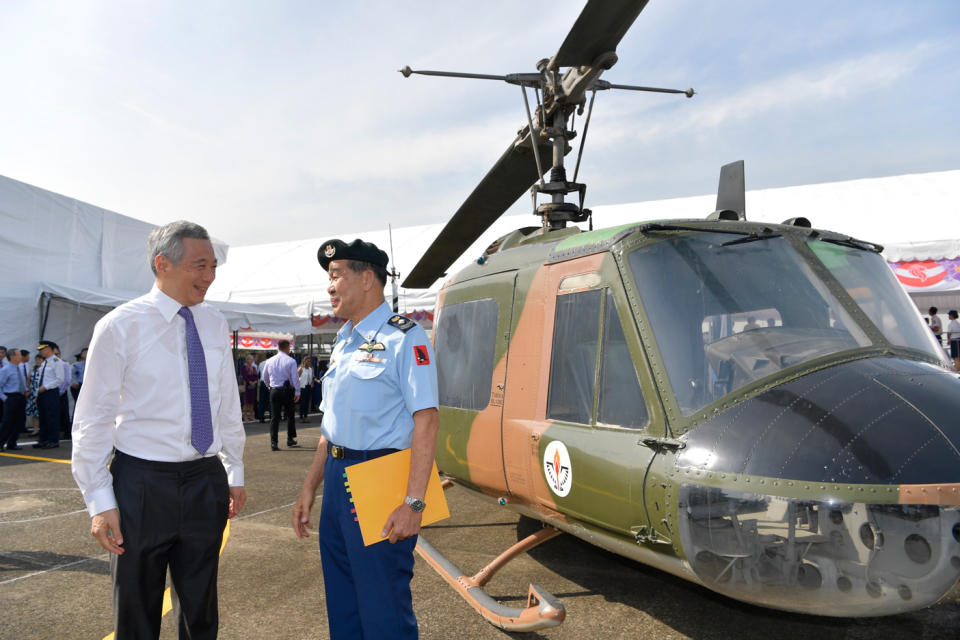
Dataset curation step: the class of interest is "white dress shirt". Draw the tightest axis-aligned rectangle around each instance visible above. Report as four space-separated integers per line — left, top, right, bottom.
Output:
71 285 245 516
298 366 313 389
38 355 65 390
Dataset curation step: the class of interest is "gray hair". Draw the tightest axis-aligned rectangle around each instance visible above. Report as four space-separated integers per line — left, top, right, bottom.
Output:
148 220 210 275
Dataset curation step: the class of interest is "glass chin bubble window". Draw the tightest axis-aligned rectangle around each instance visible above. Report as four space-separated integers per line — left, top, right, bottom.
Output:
677 484 960 616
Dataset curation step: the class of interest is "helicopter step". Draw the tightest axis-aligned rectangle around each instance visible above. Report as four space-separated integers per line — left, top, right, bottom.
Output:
415 526 566 631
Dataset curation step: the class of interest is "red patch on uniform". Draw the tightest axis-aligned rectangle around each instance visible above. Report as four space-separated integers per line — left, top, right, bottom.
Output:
413 345 430 365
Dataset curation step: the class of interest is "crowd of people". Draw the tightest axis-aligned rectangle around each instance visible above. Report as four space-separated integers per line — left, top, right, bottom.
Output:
236 349 326 429
0 342 86 451
1 336 325 454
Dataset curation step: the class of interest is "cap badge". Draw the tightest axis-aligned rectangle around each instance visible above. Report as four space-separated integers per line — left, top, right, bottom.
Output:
324 244 336 258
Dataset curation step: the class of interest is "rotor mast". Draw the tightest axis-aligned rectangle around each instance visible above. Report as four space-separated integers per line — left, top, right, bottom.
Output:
399 0 694 289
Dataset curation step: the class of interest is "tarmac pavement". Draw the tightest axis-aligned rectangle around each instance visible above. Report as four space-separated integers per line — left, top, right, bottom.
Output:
1 419 958 640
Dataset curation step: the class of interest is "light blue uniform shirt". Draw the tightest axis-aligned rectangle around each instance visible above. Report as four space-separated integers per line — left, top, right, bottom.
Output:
321 302 438 450
0 360 25 400
71 361 86 385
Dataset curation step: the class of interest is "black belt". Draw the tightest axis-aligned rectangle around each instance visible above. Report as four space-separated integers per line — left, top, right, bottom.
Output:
4 392 24 396
329 444 398 460
113 449 219 471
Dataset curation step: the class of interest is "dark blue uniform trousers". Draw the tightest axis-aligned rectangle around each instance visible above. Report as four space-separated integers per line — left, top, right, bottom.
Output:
319 451 418 640
36 388 60 445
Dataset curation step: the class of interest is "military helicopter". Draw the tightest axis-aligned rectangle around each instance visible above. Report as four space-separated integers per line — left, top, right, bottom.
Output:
399 0 960 631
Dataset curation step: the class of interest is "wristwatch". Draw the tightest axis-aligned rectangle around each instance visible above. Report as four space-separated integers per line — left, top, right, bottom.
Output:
404 495 426 513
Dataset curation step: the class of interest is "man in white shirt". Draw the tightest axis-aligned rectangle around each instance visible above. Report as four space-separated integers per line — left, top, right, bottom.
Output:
260 339 300 450
71 220 246 640
34 340 64 448
929 306 942 346
947 309 960 371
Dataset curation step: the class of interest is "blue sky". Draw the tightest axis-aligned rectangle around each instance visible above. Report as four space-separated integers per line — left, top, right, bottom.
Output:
2 0 958 246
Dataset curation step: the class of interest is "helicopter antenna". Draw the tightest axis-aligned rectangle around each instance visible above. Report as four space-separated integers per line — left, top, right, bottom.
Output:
388 223 399 313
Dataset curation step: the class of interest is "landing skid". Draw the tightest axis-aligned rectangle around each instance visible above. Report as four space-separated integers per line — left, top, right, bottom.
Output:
415 525 566 631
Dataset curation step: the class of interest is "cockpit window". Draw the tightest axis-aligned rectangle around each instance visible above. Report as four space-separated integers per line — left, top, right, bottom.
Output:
628 233 870 416
807 241 945 361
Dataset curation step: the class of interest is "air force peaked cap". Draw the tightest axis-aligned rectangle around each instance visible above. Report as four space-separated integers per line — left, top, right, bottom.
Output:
317 238 389 271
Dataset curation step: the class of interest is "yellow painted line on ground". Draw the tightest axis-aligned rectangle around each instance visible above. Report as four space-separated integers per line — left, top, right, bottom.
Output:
0 451 71 464
101 519 232 640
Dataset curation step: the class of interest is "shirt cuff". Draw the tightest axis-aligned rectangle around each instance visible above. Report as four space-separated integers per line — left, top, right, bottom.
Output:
84 487 118 517
226 467 244 487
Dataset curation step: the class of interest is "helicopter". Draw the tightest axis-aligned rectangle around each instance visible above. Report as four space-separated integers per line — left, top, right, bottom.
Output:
397 0 960 632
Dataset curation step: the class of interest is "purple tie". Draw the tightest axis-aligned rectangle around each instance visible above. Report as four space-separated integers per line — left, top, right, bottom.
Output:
178 306 214 454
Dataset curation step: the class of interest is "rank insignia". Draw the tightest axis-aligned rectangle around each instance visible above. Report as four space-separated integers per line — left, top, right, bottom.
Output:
413 344 430 365
359 341 386 353
324 244 336 258
388 315 415 332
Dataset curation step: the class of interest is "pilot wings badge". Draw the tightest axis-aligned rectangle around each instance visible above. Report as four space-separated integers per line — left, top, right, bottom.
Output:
359 341 386 353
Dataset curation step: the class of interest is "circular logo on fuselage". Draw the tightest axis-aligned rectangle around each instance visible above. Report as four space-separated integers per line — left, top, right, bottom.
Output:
543 440 573 498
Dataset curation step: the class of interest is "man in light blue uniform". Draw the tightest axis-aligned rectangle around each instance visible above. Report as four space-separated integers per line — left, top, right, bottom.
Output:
293 238 439 640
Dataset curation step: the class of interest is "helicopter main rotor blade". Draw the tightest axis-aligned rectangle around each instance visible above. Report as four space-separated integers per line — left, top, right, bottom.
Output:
550 0 650 69
403 131 554 289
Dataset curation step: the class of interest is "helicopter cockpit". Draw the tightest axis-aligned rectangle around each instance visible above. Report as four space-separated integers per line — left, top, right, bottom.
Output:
628 229 944 417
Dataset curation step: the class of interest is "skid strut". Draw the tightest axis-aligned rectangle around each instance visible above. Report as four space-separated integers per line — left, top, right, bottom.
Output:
416 525 565 632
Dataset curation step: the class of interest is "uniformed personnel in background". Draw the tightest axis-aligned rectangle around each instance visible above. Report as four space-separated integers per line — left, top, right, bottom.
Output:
34 340 64 448
292 238 439 640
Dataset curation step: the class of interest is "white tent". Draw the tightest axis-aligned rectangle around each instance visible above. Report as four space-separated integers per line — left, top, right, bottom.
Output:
0 174 304 374
209 169 960 331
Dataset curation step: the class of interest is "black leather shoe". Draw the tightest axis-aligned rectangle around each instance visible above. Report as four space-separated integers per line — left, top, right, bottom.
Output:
7 445 22 451
271 444 280 451
287 439 298 447
40 442 60 449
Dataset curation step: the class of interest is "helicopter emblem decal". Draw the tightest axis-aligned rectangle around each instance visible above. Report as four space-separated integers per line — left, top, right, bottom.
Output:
543 440 572 497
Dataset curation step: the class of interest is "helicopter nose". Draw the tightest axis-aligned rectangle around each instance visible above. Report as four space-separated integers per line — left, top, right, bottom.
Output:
672 357 960 617
677 357 960 485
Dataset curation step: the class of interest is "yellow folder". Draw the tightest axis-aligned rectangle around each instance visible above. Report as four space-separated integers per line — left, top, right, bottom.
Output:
344 448 450 546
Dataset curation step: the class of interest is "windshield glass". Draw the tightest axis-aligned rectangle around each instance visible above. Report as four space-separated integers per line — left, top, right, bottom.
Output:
628 233 871 416
807 240 945 361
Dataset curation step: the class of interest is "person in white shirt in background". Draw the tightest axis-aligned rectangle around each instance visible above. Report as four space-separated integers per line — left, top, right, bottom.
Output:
928 306 943 347
34 340 64 448
946 309 960 372
71 220 246 640
297 355 314 423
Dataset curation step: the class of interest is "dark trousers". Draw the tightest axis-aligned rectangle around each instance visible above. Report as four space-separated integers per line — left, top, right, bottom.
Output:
269 386 296 445
37 389 60 445
256 382 270 422
298 387 312 419
59 392 70 438
0 392 26 448
319 450 418 640
110 451 229 640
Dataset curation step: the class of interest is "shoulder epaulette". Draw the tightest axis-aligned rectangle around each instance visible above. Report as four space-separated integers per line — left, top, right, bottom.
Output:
387 314 416 332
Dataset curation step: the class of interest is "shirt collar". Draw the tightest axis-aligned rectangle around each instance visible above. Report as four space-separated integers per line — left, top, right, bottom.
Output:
150 284 193 323
338 301 392 342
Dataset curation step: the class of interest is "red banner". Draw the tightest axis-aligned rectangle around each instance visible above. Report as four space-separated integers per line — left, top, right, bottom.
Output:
890 258 960 292
229 335 280 350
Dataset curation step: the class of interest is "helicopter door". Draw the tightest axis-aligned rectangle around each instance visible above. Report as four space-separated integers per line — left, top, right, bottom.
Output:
533 283 656 536
432 271 517 494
